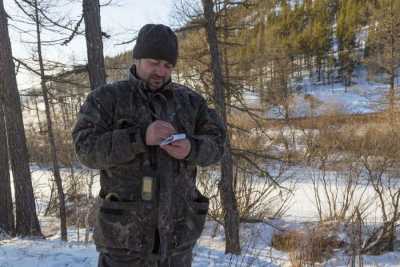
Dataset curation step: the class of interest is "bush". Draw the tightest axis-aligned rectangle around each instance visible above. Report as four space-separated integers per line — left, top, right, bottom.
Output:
272 223 345 266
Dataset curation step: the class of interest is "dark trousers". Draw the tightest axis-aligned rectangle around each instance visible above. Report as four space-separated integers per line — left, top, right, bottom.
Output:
97 250 193 267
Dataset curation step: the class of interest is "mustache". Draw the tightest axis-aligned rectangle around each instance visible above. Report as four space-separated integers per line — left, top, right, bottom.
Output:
149 74 165 80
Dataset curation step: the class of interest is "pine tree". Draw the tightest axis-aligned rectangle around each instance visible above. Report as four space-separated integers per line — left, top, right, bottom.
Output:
366 0 400 115
336 0 363 87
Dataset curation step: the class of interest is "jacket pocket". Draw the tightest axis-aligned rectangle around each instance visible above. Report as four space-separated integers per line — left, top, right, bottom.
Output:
93 198 154 253
173 191 209 248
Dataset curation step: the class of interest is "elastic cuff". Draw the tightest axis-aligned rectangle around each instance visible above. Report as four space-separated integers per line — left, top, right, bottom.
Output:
184 135 197 162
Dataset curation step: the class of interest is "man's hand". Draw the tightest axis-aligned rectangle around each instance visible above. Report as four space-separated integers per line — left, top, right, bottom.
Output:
145 120 176 145
160 139 191 160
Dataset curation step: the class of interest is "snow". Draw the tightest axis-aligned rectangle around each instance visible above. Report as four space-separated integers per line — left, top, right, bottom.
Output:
3 161 400 266
263 67 398 118
0 238 96 267
2 219 400 266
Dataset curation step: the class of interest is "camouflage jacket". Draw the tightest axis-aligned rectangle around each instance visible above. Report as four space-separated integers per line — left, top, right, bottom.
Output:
72 66 226 259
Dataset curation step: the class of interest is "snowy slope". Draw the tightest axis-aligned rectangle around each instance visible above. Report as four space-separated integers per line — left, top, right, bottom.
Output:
265 67 398 118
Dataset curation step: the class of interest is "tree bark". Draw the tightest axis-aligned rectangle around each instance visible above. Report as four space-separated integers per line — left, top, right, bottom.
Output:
0 0 42 237
0 104 15 236
201 0 241 255
83 0 106 90
32 0 67 241
222 0 231 115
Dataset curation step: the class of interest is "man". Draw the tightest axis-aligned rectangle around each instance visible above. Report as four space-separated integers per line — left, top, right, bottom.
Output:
72 24 226 267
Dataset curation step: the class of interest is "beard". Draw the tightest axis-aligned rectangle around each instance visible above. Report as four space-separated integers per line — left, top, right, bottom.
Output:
146 74 167 90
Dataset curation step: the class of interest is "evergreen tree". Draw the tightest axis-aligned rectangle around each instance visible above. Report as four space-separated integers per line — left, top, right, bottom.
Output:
366 0 400 115
336 0 363 87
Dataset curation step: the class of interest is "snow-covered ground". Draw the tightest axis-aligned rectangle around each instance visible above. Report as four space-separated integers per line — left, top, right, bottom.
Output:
262 67 400 118
2 163 400 267
2 219 400 266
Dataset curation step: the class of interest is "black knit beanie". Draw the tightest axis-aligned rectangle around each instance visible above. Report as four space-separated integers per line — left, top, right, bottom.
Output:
133 24 178 66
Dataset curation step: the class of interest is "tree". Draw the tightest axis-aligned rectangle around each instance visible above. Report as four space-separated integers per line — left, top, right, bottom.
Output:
0 104 14 236
33 0 68 241
366 0 400 115
256 1 300 120
81 0 107 242
336 0 363 87
14 0 69 240
0 0 42 237
303 0 333 83
174 0 294 252
202 0 241 254
82 0 106 90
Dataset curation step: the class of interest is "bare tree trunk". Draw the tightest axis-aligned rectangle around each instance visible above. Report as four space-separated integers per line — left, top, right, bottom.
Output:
85 170 96 244
33 0 67 241
44 181 55 216
83 0 106 91
202 0 241 255
222 0 231 116
81 0 106 245
33 96 43 133
0 0 42 237
0 104 15 236
389 67 396 116
388 71 395 123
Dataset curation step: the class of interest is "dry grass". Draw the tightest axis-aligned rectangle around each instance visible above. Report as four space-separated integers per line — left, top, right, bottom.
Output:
272 224 345 266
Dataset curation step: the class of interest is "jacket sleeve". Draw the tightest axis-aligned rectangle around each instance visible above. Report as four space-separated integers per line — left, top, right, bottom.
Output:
72 87 146 170
185 97 226 167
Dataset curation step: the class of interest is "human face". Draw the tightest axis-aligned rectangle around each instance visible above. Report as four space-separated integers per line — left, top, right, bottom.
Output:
135 58 174 90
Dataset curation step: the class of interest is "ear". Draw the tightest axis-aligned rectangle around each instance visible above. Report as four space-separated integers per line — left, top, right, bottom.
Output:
133 59 141 66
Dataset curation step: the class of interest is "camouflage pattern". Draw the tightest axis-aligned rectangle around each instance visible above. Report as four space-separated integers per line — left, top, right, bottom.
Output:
72 65 225 263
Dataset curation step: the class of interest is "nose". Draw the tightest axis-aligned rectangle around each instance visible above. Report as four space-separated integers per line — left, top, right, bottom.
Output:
155 64 168 77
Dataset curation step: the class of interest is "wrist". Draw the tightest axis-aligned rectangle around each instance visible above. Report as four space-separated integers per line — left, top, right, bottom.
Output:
184 136 196 161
